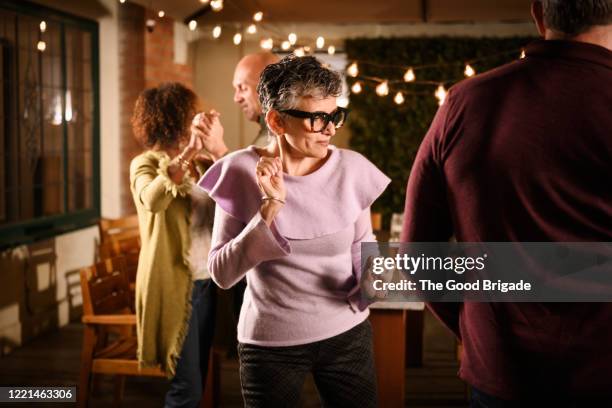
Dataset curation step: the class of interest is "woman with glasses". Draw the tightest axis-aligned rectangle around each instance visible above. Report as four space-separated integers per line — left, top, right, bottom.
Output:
198 55 389 407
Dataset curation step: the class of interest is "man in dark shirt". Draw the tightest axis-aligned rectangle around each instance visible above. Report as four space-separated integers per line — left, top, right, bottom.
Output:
401 0 612 405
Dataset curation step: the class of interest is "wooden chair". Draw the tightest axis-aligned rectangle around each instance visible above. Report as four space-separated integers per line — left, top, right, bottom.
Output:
79 256 165 407
79 257 219 407
98 215 140 244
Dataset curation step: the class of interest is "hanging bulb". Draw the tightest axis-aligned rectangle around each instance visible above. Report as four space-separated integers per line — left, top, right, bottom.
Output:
200 0 209 3
464 64 475 77
233 32 242 45
253 11 263 22
210 0 223 12
246 24 257 34
260 38 273 50
520 49 526 59
212 25 222 38
316 36 325 49
288 33 297 46
347 62 358 78
327 45 335 55
375 81 389 97
119 0 126 3
351 82 362 94
39 21 46 33
281 41 291 51
394 92 404 105
37 40 46 52
188 20 197 31
435 84 447 106
403 68 415 82
158 10 165 18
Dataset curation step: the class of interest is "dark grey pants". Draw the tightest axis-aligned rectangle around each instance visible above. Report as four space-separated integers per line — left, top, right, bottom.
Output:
238 319 378 408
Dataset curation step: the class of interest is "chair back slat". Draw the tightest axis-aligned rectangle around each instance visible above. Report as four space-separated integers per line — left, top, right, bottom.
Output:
99 215 140 243
80 257 132 317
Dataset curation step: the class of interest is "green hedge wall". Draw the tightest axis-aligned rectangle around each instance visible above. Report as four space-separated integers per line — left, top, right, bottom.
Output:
345 36 535 227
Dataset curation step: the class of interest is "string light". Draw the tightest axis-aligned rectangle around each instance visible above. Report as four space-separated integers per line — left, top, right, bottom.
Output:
212 25 222 38
464 64 475 77
294 48 305 57
158 10 165 18
281 41 291 50
246 24 257 34
200 0 209 3
435 84 447 106
316 36 325 49
327 45 335 55
233 32 242 45
119 0 126 3
39 21 46 32
520 49 526 59
351 82 362 94
375 81 389 96
253 11 263 22
347 62 358 78
394 92 405 105
37 40 46 51
288 33 297 46
260 38 273 50
210 0 223 12
403 68 415 82
188 20 197 31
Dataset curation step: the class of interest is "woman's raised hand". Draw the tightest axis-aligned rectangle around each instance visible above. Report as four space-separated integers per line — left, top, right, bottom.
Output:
188 111 228 161
256 156 286 202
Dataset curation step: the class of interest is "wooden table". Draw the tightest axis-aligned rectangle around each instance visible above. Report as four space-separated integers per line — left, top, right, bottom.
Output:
369 302 425 408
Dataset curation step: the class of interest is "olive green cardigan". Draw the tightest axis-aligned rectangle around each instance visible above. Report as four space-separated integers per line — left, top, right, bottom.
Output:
129 150 198 377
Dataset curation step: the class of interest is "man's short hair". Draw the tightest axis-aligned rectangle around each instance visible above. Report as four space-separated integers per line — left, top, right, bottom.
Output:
541 0 612 36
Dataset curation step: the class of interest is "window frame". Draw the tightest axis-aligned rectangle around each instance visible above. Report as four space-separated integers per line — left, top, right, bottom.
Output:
0 0 100 249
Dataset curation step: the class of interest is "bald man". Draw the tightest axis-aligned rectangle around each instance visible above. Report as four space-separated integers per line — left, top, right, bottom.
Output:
232 52 279 147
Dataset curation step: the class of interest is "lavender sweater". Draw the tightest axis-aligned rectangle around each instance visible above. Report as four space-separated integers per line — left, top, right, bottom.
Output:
198 145 390 346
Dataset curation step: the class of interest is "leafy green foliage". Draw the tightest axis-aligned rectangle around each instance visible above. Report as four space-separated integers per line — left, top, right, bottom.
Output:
346 36 535 227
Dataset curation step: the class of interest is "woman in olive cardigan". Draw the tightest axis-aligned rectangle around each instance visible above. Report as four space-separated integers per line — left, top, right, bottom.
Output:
129 82 227 407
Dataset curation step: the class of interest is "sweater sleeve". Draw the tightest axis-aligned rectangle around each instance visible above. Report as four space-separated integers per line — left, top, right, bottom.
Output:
347 208 376 311
208 206 291 289
130 153 193 213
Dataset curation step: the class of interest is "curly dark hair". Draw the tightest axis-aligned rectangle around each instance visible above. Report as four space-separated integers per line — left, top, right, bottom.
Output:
257 55 342 115
131 82 199 149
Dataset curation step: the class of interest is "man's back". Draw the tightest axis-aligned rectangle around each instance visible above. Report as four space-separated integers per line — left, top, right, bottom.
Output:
401 39 612 399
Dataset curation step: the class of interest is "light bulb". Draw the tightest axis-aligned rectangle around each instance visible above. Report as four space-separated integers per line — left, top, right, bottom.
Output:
260 38 273 50
39 21 46 32
351 82 362 94
403 68 415 82
37 40 46 51
200 0 209 3
210 0 223 12
247 24 257 34
394 92 404 105
188 20 197 31
464 64 475 77
281 41 290 51
212 25 221 38
233 33 242 45
435 84 447 106
327 45 335 55
347 62 358 78
288 33 297 45
119 0 126 3
158 10 165 18
375 81 389 97
253 11 263 22
316 36 325 49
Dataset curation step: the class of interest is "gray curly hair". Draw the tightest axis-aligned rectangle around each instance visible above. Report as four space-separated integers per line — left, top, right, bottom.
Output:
257 55 342 116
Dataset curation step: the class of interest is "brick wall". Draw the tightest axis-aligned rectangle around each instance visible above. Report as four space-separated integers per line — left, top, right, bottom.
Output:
118 4 194 215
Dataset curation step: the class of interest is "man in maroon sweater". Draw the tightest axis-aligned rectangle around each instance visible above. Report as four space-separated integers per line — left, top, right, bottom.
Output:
401 1 612 406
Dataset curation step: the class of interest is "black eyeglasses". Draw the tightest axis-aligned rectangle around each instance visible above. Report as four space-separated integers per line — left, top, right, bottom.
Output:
279 107 349 133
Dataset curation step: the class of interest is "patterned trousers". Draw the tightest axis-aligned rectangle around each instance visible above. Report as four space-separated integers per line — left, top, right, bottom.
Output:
238 319 378 408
